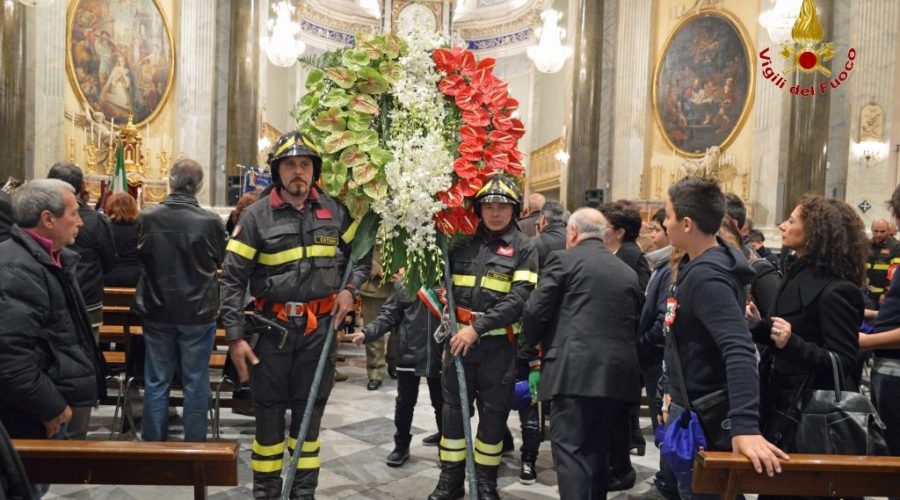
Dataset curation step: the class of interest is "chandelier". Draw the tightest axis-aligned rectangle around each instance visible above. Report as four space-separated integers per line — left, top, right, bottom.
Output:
759 0 805 45
264 1 305 68
526 8 572 74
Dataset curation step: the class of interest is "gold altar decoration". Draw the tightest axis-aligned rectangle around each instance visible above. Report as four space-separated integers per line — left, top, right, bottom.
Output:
528 137 564 193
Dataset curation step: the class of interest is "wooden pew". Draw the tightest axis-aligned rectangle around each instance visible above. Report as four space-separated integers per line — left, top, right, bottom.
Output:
12 439 239 500
693 450 900 499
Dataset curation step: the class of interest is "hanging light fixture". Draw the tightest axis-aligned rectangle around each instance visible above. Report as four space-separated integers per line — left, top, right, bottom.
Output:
526 8 572 74
264 1 305 68
759 0 805 45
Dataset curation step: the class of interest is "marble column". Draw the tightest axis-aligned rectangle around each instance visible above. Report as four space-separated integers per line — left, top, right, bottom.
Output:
25 0 66 178
0 1 27 181
842 0 900 225
225 0 260 180
176 0 218 205
610 0 653 201
784 0 834 216
564 0 605 210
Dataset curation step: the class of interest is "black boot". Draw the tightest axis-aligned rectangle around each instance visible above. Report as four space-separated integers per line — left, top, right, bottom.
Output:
475 464 499 500
289 469 319 500
518 453 537 485
252 472 283 499
386 435 411 467
427 462 465 500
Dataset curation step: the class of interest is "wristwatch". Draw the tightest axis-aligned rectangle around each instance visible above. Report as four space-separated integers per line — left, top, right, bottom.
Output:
342 285 361 300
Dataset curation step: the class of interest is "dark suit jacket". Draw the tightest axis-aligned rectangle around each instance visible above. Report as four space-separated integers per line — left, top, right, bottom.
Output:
616 240 651 292
0 190 12 243
522 237 642 402
751 261 864 418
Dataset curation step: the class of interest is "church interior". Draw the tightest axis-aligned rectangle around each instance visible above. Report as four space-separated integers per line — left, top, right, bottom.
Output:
2 0 900 498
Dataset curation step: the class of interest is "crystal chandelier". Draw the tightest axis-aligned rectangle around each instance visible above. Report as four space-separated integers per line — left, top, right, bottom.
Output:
264 1 305 68
759 0 805 45
526 9 572 74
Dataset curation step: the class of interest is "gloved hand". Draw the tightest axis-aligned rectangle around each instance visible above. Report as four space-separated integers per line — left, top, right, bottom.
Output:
528 369 541 402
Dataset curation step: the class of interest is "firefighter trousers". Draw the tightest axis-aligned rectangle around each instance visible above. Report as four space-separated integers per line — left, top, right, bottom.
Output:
439 336 515 480
248 314 336 500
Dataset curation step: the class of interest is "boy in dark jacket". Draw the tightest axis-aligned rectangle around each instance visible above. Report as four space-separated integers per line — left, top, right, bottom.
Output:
348 278 443 467
662 176 787 498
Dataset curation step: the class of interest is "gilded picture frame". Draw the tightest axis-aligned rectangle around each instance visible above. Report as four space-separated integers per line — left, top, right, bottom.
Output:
652 9 755 157
66 0 175 127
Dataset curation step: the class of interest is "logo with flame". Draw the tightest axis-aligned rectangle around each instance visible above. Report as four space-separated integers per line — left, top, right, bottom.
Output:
779 0 835 76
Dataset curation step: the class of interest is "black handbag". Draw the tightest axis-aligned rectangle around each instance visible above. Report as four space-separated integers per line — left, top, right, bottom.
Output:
765 351 889 455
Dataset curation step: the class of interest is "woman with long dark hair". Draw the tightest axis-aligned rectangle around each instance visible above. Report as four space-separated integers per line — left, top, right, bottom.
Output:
747 195 868 465
104 192 142 287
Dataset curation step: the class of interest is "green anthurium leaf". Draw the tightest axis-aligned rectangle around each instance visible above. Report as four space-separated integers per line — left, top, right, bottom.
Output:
322 88 350 107
314 107 346 133
350 210 381 263
341 49 371 71
378 61 404 84
383 33 406 59
368 147 394 167
325 67 357 89
352 162 379 184
356 67 389 95
320 158 348 196
346 111 372 132
354 129 379 152
362 174 388 202
323 130 358 154
339 146 369 170
347 93 380 114
306 69 325 87
358 40 383 60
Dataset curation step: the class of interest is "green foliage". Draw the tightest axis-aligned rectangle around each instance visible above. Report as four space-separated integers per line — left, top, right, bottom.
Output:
350 211 381 263
320 158 348 195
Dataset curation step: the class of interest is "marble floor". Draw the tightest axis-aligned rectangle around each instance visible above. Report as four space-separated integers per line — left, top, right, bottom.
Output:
44 341 666 499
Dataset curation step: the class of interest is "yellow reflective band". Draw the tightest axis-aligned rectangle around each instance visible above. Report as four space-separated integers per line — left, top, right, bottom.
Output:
474 451 502 466
512 269 538 284
275 135 297 157
474 439 503 454
252 440 285 456
259 247 304 266
440 449 468 463
481 277 512 294
300 135 320 155
452 275 477 287
226 239 257 260
287 437 321 452
892 258 900 264
871 286 885 293
306 245 337 257
341 218 361 244
297 457 321 469
440 436 467 450
872 263 891 271
251 459 284 473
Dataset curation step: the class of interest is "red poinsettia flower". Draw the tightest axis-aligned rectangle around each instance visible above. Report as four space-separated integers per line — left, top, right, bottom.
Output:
455 86 483 111
438 74 466 97
488 130 515 152
462 108 491 127
453 157 479 179
458 141 483 162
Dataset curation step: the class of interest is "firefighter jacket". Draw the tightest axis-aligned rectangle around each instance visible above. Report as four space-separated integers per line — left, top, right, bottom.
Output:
449 223 538 336
219 187 372 341
866 238 900 303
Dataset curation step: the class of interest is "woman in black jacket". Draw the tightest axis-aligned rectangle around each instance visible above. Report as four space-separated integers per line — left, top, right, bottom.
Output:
103 193 142 287
747 195 868 456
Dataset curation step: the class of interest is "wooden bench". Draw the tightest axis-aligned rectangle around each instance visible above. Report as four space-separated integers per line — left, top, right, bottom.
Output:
12 439 239 500
693 450 900 499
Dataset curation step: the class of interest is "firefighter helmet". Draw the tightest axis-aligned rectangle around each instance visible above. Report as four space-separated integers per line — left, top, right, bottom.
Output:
473 173 521 219
267 130 322 186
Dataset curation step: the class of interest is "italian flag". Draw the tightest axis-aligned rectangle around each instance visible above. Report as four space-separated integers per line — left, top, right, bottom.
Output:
110 142 127 194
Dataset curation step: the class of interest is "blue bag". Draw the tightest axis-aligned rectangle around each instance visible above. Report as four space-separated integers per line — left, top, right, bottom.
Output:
660 409 708 488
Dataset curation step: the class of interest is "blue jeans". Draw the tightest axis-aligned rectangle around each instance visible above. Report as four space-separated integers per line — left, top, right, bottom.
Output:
141 320 216 442
666 403 720 500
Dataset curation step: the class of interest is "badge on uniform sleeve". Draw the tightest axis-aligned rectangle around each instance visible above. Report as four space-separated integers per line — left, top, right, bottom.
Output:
231 225 241 238
496 246 514 257
663 297 678 335
315 207 333 220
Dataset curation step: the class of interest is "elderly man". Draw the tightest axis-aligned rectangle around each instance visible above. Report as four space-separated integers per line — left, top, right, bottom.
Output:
134 159 226 442
518 192 545 237
867 218 900 308
0 189 12 242
521 208 642 499
0 179 104 442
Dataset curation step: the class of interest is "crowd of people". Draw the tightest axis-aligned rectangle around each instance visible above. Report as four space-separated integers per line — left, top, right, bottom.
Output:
1 128 899 500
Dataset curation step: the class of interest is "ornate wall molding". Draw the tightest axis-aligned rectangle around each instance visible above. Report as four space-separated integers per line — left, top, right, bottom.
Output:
298 1 379 50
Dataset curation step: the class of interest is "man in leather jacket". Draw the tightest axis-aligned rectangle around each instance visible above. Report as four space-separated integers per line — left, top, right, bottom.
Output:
429 173 538 500
134 159 226 442
219 130 371 500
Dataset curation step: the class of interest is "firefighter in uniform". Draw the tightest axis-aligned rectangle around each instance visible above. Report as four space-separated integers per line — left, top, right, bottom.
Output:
429 173 539 500
220 130 371 499
866 218 900 308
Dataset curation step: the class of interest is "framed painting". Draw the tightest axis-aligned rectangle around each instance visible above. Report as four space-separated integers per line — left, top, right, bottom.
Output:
66 0 175 126
652 10 754 157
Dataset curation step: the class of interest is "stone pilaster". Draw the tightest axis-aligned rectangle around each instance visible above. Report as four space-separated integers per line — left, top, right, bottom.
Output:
25 0 66 178
0 2 27 180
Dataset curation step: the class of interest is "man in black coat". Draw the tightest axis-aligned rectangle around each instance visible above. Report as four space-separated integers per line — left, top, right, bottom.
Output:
521 208 642 499
532 200 566 267
0 189 12 243
0 180 104 442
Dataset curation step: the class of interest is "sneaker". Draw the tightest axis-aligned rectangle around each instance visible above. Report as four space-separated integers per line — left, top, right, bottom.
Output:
367 379 382 390
422 432 441 446
385 446 410 467
518 461 536 485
